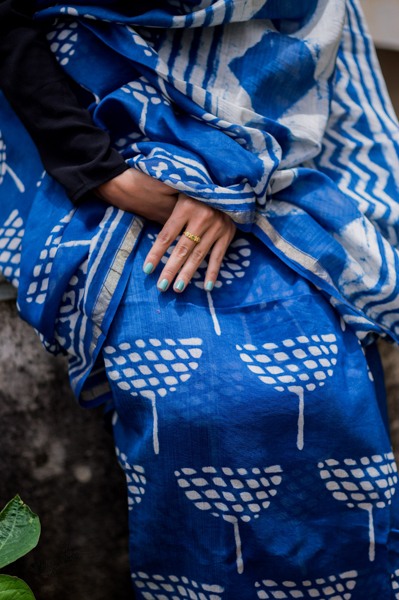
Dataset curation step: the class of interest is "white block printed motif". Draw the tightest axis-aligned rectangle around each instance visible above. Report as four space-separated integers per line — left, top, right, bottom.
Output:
121 78 170 133
26 211 75 305
47 21 78 66
115 447 146 511
104 338 203 454
55 259 88 353
392 569 399 598
175 465 283 574
237 333 338 450
254 570 358 599
0 131 25 193
0 210 24 287
318 452 398 561
132 572 224 599
191 237 252 289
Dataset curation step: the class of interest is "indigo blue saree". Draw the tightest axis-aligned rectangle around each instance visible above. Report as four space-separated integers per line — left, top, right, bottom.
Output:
1 0 399 597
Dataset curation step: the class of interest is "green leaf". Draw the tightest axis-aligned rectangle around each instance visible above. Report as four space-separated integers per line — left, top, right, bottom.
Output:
0 497 40 569
0 575 36 600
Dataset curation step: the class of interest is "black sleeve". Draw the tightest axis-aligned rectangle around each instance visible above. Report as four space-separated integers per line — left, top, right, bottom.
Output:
0 0 128 203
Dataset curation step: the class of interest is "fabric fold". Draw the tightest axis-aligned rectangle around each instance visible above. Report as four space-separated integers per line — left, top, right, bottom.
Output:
1 0 399 404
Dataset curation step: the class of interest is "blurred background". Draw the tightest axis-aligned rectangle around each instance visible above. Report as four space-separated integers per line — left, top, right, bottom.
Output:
362 0 399 110
1 3 399 599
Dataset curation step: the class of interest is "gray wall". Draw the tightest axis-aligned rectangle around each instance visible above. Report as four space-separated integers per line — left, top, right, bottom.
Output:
0 300 132 600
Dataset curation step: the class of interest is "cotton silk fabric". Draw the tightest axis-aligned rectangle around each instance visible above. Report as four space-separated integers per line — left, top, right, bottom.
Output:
105 223 399 597
1 0 399 596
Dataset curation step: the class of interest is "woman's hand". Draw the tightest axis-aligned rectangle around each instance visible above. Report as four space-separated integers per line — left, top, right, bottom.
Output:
96 168 236 292
143 194 236 293
96 168 178 224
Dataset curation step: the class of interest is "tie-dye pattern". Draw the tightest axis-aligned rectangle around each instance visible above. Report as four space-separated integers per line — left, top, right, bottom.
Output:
1 2 399 594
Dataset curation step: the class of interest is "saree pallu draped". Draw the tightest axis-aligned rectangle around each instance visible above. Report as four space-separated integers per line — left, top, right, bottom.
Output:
105 224 399 598
1 0 399 401
2 0 399 596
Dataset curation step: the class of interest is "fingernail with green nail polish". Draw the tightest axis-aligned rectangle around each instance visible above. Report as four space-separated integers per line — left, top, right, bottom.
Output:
175 279 185 292
143 262 154 275
158 278 169 291
205 281 214 291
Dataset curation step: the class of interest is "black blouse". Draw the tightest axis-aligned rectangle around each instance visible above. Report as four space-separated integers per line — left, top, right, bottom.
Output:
0 0 128 203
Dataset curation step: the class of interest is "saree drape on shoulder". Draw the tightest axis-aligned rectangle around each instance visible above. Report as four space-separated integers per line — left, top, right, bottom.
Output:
2 0 399 596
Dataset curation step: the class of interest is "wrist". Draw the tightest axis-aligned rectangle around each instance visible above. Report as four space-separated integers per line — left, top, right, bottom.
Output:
95 169 140 210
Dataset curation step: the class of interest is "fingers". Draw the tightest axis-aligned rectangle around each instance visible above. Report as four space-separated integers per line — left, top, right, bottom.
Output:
142 194 236 292
157 230 208 292
172 225 236 293
203 228 236 291
142 205 189 277
143 195 210 283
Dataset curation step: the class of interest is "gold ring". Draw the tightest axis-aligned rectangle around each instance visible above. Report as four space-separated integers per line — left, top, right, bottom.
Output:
184 230 201 244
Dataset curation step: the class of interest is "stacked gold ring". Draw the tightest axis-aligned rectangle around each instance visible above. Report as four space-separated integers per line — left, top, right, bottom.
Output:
184 230 201 244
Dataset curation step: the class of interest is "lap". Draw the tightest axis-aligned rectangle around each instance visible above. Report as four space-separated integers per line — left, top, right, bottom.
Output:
103 224 398 598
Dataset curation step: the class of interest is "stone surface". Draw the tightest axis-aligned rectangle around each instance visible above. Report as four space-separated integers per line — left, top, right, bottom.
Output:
379 340 399 455
0 300 132 600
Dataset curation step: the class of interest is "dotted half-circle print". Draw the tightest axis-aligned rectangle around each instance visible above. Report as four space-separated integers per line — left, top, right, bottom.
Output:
0 210 24 287
319 452 398 561
175 466 282 522
47 21 78 66
115 447 146 511
192 237 252 289
175 465 282 574
237 333 338 450
25 211 75 305
254 570 358 599
103 337 203 397
104 338 203 454
55 259 88 352
237 334 338 392
319 453 398 509
132 572 224 599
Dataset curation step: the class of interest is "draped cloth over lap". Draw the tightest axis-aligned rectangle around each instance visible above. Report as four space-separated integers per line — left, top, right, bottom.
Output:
1 0 399 405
